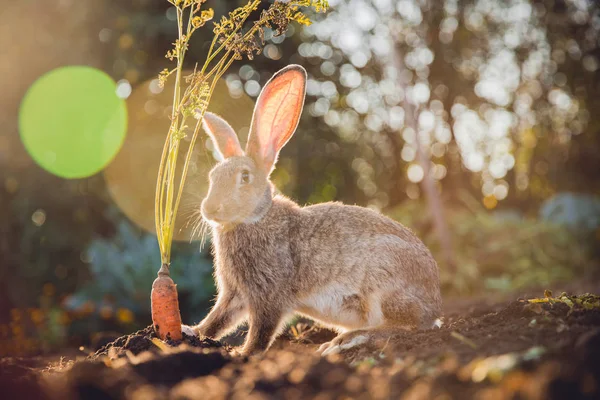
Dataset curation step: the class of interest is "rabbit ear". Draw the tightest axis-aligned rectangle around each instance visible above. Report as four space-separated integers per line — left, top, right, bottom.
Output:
246 65 306 174
202 112 244 160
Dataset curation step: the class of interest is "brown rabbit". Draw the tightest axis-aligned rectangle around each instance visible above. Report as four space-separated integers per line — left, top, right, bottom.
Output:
182 65 442 356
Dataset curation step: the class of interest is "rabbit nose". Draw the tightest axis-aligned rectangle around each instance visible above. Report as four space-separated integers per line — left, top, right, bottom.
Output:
202 201 222 216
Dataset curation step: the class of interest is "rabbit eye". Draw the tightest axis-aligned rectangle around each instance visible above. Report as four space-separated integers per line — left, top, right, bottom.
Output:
240 170 250 184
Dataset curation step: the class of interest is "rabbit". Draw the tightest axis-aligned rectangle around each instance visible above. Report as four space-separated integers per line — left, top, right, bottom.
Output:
182 64 442 356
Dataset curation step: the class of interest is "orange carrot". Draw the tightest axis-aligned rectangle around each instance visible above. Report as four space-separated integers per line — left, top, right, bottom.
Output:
151 264 182 341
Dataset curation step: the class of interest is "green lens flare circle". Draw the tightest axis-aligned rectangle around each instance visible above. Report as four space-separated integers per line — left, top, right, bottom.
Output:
19 66 127 179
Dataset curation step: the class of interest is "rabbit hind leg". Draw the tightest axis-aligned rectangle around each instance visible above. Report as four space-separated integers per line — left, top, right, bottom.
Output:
317 293 427 356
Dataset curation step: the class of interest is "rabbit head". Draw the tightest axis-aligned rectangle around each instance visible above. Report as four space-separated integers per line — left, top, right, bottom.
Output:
201 65 307 226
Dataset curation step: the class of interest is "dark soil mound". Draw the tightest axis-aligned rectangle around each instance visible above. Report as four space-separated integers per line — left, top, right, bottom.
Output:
63 349 234 399
0 357 51 400
93 325 224 359
2 292 600 399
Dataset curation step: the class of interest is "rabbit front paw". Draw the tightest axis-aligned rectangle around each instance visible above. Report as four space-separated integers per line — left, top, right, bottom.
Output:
181 324 199 338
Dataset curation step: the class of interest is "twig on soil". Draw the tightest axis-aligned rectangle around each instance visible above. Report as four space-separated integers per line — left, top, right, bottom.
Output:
450 331 478 349
151 338 171 352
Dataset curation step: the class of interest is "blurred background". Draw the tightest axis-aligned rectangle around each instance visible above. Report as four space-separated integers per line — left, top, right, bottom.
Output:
1 0 599 356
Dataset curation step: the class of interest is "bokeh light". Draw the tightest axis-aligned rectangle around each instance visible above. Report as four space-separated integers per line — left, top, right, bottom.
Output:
104 74 254 241
19 66 127 178
301 0 595 205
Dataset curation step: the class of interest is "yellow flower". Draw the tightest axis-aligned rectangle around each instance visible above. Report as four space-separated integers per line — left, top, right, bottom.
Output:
192 9 214 28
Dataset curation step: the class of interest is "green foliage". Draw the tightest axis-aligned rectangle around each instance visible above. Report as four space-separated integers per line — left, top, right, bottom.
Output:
388 194 594 294
540 193 600 232
66 216 215 326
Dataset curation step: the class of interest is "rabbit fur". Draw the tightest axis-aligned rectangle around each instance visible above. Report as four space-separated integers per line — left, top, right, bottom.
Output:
185 65 442 356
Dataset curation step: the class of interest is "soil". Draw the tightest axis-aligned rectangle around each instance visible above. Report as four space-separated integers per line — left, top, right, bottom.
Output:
2 285 600 400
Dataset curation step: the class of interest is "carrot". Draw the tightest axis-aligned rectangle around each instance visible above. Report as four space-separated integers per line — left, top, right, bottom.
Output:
151 263 182 341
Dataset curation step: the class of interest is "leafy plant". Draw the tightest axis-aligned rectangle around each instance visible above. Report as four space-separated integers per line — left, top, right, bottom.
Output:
387 192 594 294
540 193 600 232
155 0 329 264
65 217 214 328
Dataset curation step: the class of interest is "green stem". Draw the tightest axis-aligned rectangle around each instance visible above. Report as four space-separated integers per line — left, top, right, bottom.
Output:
171 53 235 231
156 0 327 266
157 5 188 264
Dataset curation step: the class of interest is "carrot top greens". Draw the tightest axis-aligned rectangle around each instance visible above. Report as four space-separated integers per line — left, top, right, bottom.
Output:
155 0 328 265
